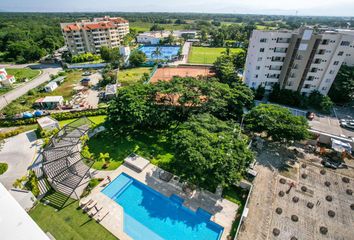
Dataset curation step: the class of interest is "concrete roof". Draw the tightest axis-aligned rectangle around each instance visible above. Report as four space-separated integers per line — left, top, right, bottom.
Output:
37 116 59 128
0 183 49 240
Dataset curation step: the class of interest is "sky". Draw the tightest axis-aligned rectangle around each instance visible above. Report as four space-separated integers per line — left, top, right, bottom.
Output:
0 0 353 17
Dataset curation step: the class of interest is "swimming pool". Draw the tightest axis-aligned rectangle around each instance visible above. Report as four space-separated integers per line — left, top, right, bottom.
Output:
102 173 223 240
139 46 180 60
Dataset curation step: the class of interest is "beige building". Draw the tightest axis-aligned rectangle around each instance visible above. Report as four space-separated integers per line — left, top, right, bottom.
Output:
60 16 129 55
244 27 354 95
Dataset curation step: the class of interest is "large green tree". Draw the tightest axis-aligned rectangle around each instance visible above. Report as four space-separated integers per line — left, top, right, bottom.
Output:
129 50 147 67
172 113 253 190
245 104 309 141
328 65 354 104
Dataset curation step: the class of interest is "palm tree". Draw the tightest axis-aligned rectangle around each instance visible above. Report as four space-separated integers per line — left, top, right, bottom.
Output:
151 46 162 60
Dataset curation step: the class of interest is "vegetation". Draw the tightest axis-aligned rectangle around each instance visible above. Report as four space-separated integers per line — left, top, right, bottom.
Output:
213 50 246 85
117 67 152 86
80 178 104 197
245 104 310 141
1 70 84 116
129 50 147 67
0 163 8 175
269 83 334 113
29 193 117 240
188 47 243 64
5 68 41 82
13 170 40 196
108 77 254 129
70 53 101 64
0 14 64 63
86 128 174 170
328 65 354 105
172 114 253 190
99 46 123 68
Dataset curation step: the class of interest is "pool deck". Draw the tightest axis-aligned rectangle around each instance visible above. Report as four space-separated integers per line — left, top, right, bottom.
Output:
85 163 238 240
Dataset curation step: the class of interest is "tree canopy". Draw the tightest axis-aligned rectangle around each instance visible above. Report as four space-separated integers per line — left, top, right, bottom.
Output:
172 113 253 190
328 65 354 104
245 104 309 141
107 77 254 129
129 50 147 67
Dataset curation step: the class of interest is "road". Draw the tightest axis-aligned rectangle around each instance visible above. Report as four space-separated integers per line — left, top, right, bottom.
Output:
0 64 62 110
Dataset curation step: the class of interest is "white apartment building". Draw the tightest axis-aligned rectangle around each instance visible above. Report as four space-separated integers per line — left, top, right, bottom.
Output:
136 30 198 44
244 28 354 95
336 29 354 67
60 16 129 55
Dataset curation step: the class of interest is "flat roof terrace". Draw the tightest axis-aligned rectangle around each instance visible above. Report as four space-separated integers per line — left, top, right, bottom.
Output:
269 163 354 240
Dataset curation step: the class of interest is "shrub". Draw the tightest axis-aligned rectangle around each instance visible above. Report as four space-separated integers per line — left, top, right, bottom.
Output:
0 163 8 175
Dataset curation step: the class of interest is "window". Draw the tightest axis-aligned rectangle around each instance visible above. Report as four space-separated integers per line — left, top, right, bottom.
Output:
333 61 339 65
338 51 344 56
260 48 265 52
325 79 331 83
307 76 314 81
256 66 261 70
341 41 350 46
255 74 258 78
322 87 327 91
304 84 311 89
313 58 321 64
318 49 325 55
271 56 284 62
321 39 329 45
329 70 335 74
257 57 262 61
310 68 317 73
269 65 282 70
260 38 267 43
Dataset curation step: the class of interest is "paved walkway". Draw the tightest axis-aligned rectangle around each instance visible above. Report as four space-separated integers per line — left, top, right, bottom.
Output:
0 64 62 110
169 42 191 66
0 130 40 189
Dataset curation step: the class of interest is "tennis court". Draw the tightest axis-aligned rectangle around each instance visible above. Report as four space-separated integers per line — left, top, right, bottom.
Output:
149 65 214 83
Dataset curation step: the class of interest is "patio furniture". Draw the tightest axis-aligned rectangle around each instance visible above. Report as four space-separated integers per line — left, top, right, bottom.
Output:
89 205 103 218
159 170 173 182
79 198 92 208
96 209 109 223
83 200 97 212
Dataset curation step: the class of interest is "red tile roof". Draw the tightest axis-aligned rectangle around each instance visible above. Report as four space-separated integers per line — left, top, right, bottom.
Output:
62 17 128 32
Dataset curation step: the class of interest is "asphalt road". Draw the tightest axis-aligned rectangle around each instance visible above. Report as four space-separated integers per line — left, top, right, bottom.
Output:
0 64 62 110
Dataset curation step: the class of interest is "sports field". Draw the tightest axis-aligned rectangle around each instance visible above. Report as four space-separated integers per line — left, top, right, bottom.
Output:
188 47 244 64
150 66 214 83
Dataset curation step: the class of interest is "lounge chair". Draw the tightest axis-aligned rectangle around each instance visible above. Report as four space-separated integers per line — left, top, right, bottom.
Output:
79 198 92 208
96 209 109 223
89 205 103 218
83 200 97 212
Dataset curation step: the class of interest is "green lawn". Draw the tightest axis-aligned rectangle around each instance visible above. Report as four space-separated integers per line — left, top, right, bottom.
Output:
118 67 152 86
6 68 41 82
130 22 189 32
29 193 117 240
188 47 244 64
1 70 83 116
87 128 175 170
59 115 107 128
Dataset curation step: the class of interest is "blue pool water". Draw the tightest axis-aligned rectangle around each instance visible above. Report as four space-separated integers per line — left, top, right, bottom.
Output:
102 173 223 240
139 46 180 60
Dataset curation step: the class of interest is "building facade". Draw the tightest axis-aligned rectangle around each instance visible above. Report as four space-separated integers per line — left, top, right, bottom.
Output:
243 28 354 95
0 68 16 87
61 16 129 55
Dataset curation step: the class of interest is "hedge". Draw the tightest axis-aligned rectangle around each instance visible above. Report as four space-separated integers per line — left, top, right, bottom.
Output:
0 108 107 127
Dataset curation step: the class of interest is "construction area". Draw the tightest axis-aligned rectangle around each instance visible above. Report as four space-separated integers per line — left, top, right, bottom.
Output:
149 65 214 83
237 141 354 240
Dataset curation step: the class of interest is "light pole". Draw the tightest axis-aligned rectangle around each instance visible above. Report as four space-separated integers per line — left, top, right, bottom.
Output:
238 107 249 139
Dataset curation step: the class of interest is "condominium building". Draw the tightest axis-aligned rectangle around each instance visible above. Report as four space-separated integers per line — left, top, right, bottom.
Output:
243 27 354 95
60 16 129 55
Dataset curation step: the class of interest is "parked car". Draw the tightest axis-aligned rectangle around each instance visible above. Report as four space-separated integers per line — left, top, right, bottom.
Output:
82 71 92 76
340 119 354 130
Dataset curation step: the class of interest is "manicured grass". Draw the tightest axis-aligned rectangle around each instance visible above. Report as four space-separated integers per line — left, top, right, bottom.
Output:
1 70 83 116
87 128 175 170
29 193 117 240
118 67 152 86
222 185 249 238
188 47 244 64
0 163 8 175
130 22 189 32
58 115 107 128
6 68 41 82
